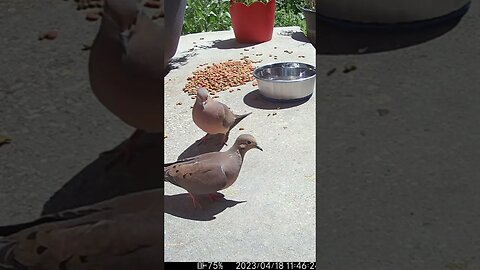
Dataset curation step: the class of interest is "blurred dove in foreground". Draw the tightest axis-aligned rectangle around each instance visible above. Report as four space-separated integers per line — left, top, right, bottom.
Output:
88 0 164 169
164 134 262 208
0 189 163 270
192 88 252 145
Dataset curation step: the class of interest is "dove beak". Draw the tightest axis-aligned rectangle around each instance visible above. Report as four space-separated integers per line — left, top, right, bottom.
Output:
256 145 263 151
119 30 131 53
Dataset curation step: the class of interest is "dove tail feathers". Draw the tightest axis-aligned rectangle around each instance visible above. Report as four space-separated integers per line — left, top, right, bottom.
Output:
230 112 252 130
0 239 20 270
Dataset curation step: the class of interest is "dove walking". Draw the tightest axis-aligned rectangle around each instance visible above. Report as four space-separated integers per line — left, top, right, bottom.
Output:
192 88 252 145
164 134 262 208
88 0 164 168
0 189 164 270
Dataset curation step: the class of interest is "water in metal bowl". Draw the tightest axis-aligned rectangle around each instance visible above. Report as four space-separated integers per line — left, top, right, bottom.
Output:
253 62 316 101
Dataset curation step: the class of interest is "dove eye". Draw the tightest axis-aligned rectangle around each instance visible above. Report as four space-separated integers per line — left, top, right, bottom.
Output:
247 141 252 144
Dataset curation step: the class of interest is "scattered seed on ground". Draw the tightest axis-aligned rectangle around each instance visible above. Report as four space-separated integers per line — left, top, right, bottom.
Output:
38 31 58 41
82 44 92 51
377 109 390 116
272 112 277 116
176 102 182 105
183 59 255 94
0 134 12 146
326 68 336 76
239 127 245 130
343 65 357 73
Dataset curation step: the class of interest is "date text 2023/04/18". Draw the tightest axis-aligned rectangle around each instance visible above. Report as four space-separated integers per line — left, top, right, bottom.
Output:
165 262 317 270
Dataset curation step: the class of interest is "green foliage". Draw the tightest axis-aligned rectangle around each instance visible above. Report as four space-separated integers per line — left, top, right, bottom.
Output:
182 0 232 34
182 0 309 35
232 0 270 4
303 0 315 9
275 8 306 33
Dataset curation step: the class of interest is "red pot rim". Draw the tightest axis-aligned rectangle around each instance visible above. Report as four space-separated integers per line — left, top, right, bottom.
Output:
230 0 274 7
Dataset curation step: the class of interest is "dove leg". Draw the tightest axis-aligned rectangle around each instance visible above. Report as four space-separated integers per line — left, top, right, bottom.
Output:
188 192 202 208
220 134 228 146
101 129 145 170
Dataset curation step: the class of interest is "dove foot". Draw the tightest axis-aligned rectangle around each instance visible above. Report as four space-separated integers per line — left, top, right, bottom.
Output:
101 129 145 170
188 192 202 209
220 134 228 146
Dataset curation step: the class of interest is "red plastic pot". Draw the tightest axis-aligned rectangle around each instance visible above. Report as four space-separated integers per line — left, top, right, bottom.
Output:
230 0 276 44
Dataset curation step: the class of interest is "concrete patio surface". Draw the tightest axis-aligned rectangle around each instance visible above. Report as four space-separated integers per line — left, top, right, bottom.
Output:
0 0 164 223
317 2 480 269
164 27 316 262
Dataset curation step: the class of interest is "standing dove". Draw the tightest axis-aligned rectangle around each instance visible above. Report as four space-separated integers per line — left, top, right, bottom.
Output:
164 134 262 208
88 0 164 168
0 189 163 270
192 88 252 145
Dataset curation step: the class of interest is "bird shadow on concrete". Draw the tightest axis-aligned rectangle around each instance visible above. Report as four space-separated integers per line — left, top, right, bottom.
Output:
41 132 163 215
164 193 246 221
243 89 311 110
212 38 256 49
316 15 464 55
176 134 226 160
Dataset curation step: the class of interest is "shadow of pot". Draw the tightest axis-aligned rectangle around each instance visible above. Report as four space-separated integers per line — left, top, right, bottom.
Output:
165 0 187 67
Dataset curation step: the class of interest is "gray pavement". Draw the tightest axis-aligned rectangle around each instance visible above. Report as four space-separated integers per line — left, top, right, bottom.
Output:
164 27 316 262
317 2 480 269
0 1 133 224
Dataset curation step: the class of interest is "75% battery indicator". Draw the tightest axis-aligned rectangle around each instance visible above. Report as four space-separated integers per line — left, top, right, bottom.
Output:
197 262 224 270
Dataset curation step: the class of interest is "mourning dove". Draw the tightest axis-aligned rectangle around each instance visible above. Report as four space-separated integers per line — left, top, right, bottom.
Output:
88 0 164 168
192 88 252 145
164 134 262 208
0 189 163 270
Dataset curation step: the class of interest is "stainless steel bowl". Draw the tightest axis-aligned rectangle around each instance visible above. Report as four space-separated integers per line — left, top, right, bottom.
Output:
253 62 316 101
